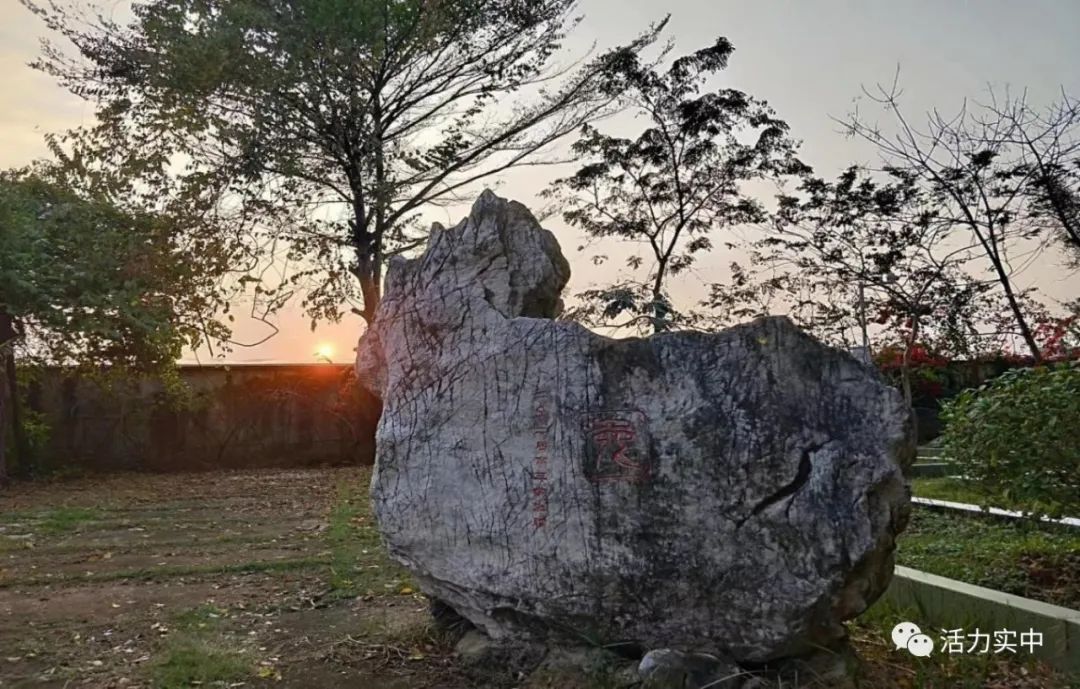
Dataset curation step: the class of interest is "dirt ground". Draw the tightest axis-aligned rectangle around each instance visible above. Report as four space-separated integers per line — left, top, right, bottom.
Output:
0 468 469 689
1 468 1074 689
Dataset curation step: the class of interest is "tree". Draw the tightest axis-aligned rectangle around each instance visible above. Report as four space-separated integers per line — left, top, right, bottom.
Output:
544 36 808 333
752 166 996 407
0 169 233 481
991 91 1080 264
843 81 1080 361
25 0 665 325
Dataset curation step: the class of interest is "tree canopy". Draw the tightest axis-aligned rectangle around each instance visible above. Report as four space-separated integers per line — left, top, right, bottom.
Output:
25 0 666 323
843 84 1080 361
0 168 236 480
0 170 231 369
546 36 808 333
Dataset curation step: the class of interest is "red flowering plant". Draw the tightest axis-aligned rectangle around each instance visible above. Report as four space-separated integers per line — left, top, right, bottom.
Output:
875 308 1080 411
1032 314 1079 361
974 309 1080 366
873 337 952 406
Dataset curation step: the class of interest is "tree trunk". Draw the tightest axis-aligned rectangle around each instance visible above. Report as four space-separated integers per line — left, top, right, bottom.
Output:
347 202 381 326
5 349 28 477
651 260 668 334
990 258 1042 361
901 317 920 444
355 252 382 326
0 353 8 488
0 311 14 487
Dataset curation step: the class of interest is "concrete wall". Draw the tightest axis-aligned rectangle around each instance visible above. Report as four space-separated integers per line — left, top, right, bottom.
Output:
26 364 378 472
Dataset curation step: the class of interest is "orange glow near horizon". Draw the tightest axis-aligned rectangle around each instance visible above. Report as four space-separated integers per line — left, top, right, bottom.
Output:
315 343 335 361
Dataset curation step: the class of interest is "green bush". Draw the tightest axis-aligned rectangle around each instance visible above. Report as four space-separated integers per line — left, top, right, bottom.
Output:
940 362 1080 519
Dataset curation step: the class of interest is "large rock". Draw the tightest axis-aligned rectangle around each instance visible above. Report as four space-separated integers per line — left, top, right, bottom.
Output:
356 190 914 665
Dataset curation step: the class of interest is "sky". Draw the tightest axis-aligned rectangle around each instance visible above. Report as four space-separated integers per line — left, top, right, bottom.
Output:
2 0 1078 363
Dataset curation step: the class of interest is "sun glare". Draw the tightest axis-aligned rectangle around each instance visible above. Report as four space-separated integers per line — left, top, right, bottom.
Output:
315 343 335 361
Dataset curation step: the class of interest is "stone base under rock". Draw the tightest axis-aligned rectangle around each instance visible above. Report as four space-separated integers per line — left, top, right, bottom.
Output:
455 628 858 689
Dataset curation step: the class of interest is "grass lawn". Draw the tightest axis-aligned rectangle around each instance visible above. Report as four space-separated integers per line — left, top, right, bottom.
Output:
911 477 994 507
896 506 1080 609
912 477 1079 521
850 597 1078 689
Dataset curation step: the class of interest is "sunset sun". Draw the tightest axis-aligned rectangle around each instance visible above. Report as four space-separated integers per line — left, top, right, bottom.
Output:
315 343 334 361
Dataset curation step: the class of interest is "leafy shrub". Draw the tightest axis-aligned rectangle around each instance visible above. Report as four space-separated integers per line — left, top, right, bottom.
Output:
940 363 1080 518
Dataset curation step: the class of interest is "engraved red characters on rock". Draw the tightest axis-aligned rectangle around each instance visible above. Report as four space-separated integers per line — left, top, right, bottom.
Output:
582 409 650 483
531 394 553 528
